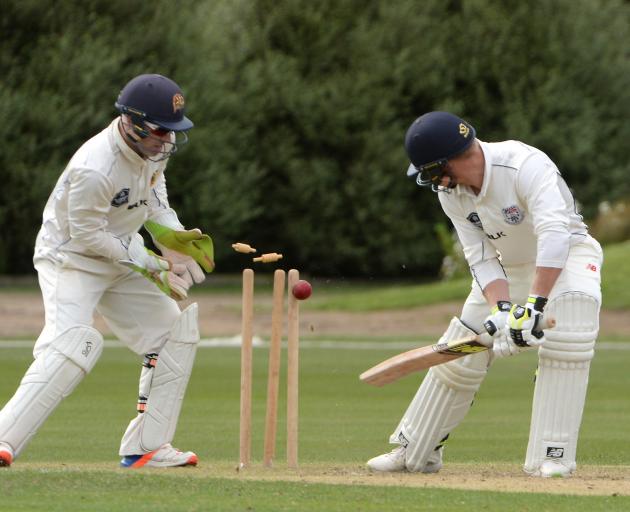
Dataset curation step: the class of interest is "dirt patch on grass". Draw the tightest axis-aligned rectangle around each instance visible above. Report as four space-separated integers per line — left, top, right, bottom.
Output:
14 461 630 496
225 462 630 496
1 290 629 340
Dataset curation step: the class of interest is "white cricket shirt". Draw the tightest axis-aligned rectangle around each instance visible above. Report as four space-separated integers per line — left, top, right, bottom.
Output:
437 140 588 290
34 118 182 269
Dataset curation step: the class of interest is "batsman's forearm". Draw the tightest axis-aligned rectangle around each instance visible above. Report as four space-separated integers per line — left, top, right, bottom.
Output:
482 278 510 305
530 266 563 298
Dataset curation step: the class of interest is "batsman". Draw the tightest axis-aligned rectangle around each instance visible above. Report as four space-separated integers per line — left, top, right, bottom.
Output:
367 112 602 478
0 74 214 468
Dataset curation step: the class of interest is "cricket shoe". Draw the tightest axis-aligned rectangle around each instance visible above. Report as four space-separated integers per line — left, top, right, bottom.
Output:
367 446 407 472
0 442 14 467
420 447 443 474
367 445 443 473
538 459 575 478
120 443 198 468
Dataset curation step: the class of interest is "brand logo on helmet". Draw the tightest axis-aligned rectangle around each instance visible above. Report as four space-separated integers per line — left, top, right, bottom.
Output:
459 123 470 138
172 93 185 113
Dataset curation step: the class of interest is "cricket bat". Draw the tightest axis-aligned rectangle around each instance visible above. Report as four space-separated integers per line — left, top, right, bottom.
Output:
360 318 555 387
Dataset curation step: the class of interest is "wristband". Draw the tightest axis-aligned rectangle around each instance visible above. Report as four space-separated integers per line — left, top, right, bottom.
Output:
526 295 548 312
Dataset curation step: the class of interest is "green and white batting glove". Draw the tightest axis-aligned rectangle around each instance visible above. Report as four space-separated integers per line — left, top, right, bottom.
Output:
145 220 215 275
483 300 523 358
483 300 512 337
507 295 548 347
119 233 190 301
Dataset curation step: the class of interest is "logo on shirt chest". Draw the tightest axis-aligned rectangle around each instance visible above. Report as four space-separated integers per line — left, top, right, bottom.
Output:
467 212 483 229
111 188 130 207
501 205 525 225
111 188 148 210
128 199 148 210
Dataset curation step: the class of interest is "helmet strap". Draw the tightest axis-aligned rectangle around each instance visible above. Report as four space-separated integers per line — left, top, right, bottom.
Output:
118 116 185 162
118 106 150 139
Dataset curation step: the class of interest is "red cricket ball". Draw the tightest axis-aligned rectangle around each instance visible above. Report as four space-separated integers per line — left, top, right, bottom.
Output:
292 280 312 300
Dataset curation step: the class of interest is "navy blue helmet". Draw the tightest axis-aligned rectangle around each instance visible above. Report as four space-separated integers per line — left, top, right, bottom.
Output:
115 74 193 132
404 111 475 190
115 74 193 160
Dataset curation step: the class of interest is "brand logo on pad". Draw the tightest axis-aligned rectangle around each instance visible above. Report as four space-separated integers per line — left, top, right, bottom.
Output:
82 341 93 357
586 263 598 272
397 432 409 448
546 447 564 458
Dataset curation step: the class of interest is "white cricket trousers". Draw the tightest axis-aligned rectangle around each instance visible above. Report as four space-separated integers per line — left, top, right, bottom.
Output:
34 258 181 357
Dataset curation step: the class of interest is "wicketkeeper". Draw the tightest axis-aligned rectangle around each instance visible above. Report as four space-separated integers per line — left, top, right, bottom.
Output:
0 74 214 468
367 111 602 478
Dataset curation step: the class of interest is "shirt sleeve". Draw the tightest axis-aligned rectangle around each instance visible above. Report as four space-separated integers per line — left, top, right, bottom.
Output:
146 165 184 229
67 168 128 260
516 153 571 268
439 194 506 290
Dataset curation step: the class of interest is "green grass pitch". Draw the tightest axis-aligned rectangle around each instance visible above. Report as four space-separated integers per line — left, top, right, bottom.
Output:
1 341 629 511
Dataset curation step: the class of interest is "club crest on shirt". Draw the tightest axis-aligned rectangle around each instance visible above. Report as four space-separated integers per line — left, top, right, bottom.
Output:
501 205 524 225
466 212 483 229
150 170 160 187
111 188 130 207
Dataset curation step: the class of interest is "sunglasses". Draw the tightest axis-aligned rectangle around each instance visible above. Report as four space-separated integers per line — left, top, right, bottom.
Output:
144 121 172 137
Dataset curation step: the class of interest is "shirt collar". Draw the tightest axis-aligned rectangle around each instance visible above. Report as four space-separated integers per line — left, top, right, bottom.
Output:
111 117 147 167
476 140 492 198
448 140 491 199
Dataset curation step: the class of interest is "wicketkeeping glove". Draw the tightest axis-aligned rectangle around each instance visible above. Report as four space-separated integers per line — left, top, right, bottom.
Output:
507 295 548 347
144 220 215 274
119 233 190 301
155 245 205 286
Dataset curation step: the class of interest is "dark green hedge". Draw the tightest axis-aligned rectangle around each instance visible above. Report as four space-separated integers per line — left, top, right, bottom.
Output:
1 0 628 276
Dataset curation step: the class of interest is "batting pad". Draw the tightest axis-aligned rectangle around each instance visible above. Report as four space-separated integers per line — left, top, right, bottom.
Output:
524 292 599 475
393 317 490 472
0 326 103 458
120 303 200 454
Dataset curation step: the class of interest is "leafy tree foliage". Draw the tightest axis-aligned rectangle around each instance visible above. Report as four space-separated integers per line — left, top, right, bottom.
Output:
1 0 628 276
